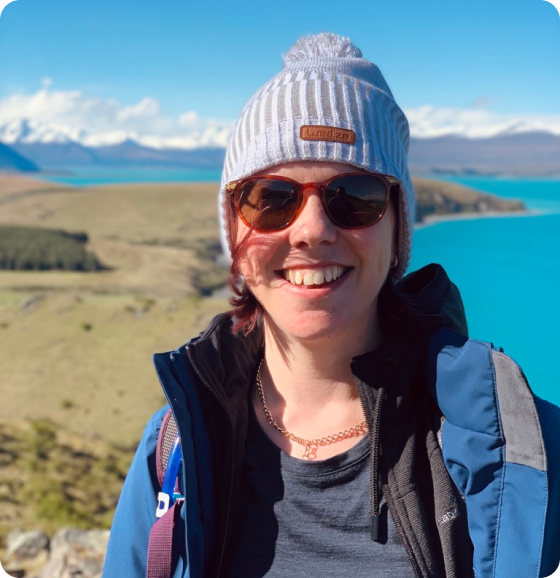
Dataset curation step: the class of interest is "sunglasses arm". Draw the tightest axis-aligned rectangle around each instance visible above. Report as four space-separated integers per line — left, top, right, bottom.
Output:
225 181 240 194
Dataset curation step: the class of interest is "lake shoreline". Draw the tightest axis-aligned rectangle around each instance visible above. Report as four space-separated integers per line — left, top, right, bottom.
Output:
415 208 539 229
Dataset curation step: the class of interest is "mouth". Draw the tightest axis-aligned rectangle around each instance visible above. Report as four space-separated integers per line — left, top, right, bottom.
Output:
277 265 351 287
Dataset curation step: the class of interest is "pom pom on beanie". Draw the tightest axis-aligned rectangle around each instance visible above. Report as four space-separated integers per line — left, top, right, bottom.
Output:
282 33 363 63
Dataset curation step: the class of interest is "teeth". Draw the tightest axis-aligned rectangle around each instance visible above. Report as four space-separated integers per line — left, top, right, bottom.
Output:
282 266 347 286
313 271 324 285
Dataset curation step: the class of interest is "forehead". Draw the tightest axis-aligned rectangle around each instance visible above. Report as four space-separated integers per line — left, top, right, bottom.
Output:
253 161 371 181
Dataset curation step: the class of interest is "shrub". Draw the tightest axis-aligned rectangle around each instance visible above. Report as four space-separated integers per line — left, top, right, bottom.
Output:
0 226 104 272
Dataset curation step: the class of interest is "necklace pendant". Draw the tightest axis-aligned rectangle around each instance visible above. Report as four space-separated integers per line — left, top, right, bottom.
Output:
303 443 319 460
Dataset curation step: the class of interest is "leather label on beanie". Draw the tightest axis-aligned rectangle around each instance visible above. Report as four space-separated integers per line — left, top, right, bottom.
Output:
300 125 356 145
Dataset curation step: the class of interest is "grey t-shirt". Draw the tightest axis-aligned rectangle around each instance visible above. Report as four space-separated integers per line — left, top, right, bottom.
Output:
222 402 414 577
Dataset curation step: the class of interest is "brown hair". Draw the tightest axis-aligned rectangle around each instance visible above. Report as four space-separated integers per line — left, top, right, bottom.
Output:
222 184 420 335
222 191 261 333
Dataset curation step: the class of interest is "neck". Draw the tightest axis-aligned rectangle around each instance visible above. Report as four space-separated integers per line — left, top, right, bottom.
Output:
253 311 382 458
260 309 380 411
262 308 383 401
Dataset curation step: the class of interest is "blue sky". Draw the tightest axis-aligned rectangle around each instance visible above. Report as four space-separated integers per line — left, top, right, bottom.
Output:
0 0 558 147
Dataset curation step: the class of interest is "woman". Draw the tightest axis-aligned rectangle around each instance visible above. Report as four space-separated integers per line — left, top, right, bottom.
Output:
103 34 560 578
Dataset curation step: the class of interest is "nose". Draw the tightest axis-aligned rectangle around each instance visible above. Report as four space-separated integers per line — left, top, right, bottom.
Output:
288 186 337 249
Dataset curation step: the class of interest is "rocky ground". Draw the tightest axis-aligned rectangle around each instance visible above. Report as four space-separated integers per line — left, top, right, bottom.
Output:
3 528 108 578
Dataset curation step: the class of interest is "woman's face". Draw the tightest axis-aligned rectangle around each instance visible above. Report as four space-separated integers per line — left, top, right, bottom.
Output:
236 161 396 345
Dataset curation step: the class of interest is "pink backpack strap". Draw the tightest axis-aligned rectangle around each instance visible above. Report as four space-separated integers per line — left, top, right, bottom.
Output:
146 500 183 578
147 409 182 578
156 408 179 489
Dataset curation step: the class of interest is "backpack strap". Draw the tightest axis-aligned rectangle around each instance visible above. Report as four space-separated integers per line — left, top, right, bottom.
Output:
156 408 179 488
146 500 183 578
147 408 184 578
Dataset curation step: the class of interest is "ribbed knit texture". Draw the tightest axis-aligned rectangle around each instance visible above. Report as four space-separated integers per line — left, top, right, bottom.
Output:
219 33 415 278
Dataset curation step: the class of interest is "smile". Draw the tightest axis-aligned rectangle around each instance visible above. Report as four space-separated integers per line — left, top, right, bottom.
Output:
280 266 350 286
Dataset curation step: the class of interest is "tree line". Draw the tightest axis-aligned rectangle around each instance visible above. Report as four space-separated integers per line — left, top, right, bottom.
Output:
0 226 103 271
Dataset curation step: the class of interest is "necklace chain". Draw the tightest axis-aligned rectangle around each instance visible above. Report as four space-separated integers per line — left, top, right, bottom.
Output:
255 360 368 460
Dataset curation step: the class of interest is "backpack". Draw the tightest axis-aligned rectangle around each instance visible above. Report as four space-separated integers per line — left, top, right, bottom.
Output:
146 408 183 578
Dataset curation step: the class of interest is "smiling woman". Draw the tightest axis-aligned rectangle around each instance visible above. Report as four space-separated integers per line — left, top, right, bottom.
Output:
103 33 560 578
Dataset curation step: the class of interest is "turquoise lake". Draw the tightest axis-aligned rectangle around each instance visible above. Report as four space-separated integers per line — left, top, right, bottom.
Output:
43 166 223 186
410 176 560 406
41 170 560 405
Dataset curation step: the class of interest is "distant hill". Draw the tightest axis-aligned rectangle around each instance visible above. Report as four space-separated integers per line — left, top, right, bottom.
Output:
6 131 560 176
412 177 524 222
408 132 560 176
0 142 39 171
11 140 226 169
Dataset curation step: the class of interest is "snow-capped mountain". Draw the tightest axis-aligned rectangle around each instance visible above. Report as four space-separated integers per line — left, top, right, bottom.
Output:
1 86 559 175
0 118 82 145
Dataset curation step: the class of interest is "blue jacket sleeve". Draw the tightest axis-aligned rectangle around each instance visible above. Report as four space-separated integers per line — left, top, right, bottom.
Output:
102 406 168 578
534 396 560 577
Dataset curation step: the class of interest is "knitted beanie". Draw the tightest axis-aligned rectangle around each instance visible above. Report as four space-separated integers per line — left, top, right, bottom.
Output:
219 32 414 279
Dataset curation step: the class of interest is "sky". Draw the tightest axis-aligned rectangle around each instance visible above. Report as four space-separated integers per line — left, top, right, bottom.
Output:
0 0 559 148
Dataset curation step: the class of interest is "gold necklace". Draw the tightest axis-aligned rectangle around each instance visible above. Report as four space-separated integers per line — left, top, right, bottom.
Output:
255 360 368 460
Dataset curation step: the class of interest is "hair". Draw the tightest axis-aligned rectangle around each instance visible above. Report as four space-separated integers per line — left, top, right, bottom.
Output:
223 184 422 336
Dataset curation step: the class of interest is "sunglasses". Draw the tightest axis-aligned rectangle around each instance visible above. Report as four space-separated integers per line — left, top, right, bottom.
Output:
225 172 399 231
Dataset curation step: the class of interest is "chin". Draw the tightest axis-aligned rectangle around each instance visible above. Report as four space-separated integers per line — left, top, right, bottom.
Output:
264 308 353 342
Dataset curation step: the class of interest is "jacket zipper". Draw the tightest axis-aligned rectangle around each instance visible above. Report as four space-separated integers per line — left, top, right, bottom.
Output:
185 342 234 578
353 374 421 578
354 376 379 538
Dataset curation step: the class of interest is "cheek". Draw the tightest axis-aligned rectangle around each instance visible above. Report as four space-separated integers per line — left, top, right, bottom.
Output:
235 225 287 286
345 219 394 285
350 224 393 265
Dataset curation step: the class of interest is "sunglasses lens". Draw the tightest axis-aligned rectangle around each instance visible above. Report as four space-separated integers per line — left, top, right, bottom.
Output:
236 178 299 230
324 175 388 228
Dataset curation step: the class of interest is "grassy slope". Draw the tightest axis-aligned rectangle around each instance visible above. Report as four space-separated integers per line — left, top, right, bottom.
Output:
0 418 133 540
0 181 225 296
0 291 228 445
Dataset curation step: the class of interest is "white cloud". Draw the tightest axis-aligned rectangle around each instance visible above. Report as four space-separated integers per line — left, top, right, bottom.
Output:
179 110 199 126
404 105 560 138
117 98 160 122
1 85 560 149
0 86 234 149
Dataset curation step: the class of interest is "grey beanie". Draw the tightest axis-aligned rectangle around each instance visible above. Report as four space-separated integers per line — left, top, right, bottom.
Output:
220 32 414 279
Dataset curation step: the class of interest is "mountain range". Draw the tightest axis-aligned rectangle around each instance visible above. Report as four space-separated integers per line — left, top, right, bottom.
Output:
0 142 39 172
408 132 560 176
1 132 559 177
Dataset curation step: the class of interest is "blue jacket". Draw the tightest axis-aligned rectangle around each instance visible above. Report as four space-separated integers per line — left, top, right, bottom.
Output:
103 265 560 578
